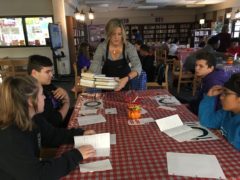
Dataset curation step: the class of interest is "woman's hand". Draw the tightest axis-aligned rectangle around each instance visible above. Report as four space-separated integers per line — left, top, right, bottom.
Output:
78 145 96 159
207 85 223 97
115 76 128 91
84 130 96 135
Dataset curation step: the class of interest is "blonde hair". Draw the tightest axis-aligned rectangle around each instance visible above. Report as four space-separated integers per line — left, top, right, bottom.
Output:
0 76 39 131
105 18 127 44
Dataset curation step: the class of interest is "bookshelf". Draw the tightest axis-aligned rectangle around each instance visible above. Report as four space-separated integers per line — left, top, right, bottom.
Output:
191 28 212 48
125 22 197 45
66 16 88 74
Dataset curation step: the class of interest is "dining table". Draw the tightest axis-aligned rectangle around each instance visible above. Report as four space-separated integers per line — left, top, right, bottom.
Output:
56 89 240 180
216 62 240 78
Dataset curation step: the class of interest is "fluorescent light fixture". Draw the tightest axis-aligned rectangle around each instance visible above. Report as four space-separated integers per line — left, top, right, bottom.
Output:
145 0 168 2
199 19 205 25
226 12 231 19
137 5 158 9
186 4 205 7
98 4 109 7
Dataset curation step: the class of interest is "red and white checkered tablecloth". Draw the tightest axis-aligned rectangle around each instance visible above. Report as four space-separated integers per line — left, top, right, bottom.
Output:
57 89 240 180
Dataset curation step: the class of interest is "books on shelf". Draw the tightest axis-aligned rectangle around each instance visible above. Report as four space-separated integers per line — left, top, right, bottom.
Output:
80 73 119 89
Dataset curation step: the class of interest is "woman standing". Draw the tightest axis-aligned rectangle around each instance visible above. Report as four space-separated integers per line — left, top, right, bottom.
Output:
89 18 142 91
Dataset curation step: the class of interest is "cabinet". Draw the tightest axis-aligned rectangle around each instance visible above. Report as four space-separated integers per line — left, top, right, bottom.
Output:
66 16 88 74
125 22 197 45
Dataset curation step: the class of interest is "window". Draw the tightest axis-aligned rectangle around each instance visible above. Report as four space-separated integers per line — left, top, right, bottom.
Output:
233 20 240 38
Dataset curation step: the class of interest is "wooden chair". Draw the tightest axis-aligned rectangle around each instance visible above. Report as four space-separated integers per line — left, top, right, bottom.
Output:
73 63 86 99
147 64 169 90
11 58 28 76
192 75 201 96
0 59 15 78
0 58 28 79
155 49 167 66
172 59 194 94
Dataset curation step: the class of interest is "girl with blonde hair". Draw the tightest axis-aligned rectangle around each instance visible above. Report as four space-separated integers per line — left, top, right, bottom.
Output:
0 76 96 179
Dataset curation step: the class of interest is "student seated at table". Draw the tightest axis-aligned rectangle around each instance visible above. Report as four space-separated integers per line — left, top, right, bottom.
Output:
139 44 155 82
168 38 179 59
189 52 228 115
199 73 240 150
184 35 226 73
27 55 71 128
226 38 240 57
0 76 96 180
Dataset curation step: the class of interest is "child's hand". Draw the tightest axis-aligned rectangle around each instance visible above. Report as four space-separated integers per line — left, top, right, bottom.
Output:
207 85 223 97
83 130 96 135
52 87 69 102
78 145 96 159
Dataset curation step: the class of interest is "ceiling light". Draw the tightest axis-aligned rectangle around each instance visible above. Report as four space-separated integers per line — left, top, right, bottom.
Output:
79 10 86 21
199 19 205 25
88 8 94 20
137 5 158 9
74 7 81 20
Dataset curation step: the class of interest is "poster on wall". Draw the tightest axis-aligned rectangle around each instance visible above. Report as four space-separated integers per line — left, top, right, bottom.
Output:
0 18 26 46
25 17 53 46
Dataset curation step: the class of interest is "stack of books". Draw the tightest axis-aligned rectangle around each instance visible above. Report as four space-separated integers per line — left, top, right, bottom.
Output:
80 73 95 87
80 73 119 90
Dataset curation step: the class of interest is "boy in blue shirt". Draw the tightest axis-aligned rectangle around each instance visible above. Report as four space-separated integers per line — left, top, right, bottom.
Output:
199 73 240 150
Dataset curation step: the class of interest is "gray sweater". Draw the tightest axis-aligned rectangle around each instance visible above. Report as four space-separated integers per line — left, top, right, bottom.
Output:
89 41 142 76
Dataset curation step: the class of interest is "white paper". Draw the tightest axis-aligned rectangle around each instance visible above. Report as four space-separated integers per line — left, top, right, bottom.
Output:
158 106 176 111
79 109 98 116
167 152 226 179
155 95 181 107
156 115 200 142
105 108 117 114
128 118 155 126
77 114 106 126
156 114 183 131
141 108 147 114
185 122 219 141
74 133 110 157
110 134 116 145
172 129 203 142
80 159 112 173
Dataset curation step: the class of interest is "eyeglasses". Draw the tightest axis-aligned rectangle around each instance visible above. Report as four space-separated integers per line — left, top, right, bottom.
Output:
220 91 238 97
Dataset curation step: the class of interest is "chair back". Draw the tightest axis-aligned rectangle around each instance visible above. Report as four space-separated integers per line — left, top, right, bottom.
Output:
155 49 167 66
12 59 28 76
172 59 194 94
0 59 14 78
73 63 85 98
130 71 147 90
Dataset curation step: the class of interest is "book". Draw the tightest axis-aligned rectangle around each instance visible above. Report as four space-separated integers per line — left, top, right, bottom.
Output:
96 84 118 89
95 81 119 86
80 79 95 87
